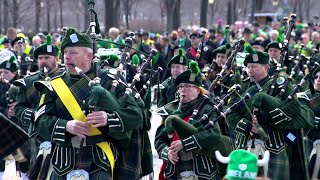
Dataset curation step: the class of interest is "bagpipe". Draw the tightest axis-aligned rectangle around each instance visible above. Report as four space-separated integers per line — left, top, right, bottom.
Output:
162 84 243 157
207 39 245 92
268 14 296 96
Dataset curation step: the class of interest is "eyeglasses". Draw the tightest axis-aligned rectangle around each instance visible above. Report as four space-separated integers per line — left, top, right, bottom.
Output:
178 83 198 89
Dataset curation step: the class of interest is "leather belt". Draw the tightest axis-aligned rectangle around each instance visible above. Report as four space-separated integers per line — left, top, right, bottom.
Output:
71 135 107 148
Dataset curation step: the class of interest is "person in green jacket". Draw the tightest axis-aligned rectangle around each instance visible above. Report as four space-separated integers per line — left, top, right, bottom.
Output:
34 27 143 179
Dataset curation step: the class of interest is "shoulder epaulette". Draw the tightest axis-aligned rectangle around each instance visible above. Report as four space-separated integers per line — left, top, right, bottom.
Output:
13 79 26 87
33 80 53 92
24 71 39 78
296 92 310 101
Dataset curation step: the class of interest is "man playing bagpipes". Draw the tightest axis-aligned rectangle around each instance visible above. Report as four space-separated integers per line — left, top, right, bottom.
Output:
297 66 320 179
226 45 316 180
157 48 189 108
13 35 64 179
155 61 232 179
32 27 143 179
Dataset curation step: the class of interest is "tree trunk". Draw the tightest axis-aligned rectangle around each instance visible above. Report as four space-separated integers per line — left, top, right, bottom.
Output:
232 0 237 24
47 0 51 31
200 0 208 27
172 0 181 30
165 0 174 32
227 0 232 25
59 0 63 29
243 0 249 21
250 0 256 23
12 0 18 27
256 0 263 11
306 0 310 22
165 0 180 32
0 0 2 34
3 0 8 31
35 0 41 33
105 0 120 34
125 0 130 29
54 1 57 32
298 0 303 22
82 0 89 32
293 0 297 15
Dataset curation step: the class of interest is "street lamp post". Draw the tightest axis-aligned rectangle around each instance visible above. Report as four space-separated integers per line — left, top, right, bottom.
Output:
209 0 215 26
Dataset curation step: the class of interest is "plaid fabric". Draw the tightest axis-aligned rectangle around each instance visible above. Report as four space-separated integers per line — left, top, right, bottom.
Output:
0 112 28 159
51 146 112 179
267 150 290 180
114 129 142 180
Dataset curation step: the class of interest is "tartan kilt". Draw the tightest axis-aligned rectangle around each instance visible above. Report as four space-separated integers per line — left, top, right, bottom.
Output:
267 150 290 180
114 129 142 180
0 112 28 159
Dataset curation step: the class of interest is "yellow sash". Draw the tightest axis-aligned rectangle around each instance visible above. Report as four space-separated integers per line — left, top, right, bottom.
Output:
50 78 114 178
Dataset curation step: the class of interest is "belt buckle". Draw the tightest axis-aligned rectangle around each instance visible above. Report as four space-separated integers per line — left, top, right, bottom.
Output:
71 136 86 148
66 169 89 180
39 141 52 150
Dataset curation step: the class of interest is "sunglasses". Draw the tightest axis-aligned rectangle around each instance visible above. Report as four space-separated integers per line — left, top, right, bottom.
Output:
178 83 198 89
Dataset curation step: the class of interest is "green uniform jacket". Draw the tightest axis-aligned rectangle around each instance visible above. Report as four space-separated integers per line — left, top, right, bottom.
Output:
155 96 227 179
227 76 315 180
157 77 177 108
34 68 143 176
14 69 64 133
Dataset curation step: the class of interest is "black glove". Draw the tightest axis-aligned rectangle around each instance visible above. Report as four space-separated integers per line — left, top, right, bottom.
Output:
255 112 272 126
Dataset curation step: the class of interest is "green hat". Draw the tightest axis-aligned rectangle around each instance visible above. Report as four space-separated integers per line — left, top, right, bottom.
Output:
312 66 320 78
99 54 119 68
244 45 269 66
61 27 93 52
212 43 232 58
0 56 18 72
250 40 265 48
175 61 202 87
215 149 270 180
168 48 189 68
33 35 60 59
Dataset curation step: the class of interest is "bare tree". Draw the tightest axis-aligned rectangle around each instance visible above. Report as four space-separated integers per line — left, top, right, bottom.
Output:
58 0 63 29
165 0 181 32
12 0 18 27
104 0 120 35
159 0 166 31
81 0 89 32
35 0 41 33
200 0 208 27
3 0 8 31
0 0 2 34
298 0 303 21
306 0 310 22
47 0 51 31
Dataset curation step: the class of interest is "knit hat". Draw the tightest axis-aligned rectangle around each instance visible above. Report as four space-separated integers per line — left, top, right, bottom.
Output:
11 37 25 47
168 48 189 67
0 56 18 72
215 149 270 180
212 43 232 58
61 27 93 52
33 35 60 59
243 45 269 66
175 61 202 87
